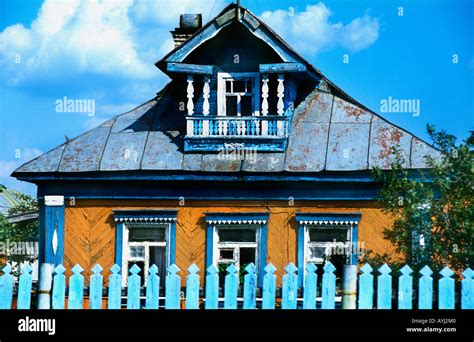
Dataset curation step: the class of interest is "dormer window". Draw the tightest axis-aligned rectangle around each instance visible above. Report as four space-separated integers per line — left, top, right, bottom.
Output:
217 73 260 117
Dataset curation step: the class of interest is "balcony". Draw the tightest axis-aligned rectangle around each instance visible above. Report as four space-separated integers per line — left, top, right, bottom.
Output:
184 116 289 152
182 71 292 152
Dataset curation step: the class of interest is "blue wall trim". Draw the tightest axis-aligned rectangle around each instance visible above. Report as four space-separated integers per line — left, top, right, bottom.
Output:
115 222 124 266
295 212 362 287
43 204 64 266
37 181 382 201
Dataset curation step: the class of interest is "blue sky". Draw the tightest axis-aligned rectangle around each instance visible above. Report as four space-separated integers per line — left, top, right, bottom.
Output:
0 0 472 196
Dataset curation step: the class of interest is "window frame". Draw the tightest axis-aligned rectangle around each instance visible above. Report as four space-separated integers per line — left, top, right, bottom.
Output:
304 225 353 265
121 222 170 287
205 213 268 287
296 213 361 287
217 72 261 117
213 224 260 274
113 210 177 287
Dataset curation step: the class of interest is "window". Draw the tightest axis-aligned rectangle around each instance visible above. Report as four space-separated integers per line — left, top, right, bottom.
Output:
296 213 360 287
114 210 177 288
215 226 259 285
217 73 260 117
205 213 268 286
122 224 168 287
306 226 352 265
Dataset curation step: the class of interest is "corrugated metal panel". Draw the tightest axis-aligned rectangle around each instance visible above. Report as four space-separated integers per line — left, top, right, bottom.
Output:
411 137 441 168
331 97 372 123
242 153 284 172
141 131 184 170
201 154 241 172
182 153 203 171
326 123 370 171
284 122 329 172
292 90 333 123
58 126 112 172
15 144 65 173
369 121 411 169
100 132 148 171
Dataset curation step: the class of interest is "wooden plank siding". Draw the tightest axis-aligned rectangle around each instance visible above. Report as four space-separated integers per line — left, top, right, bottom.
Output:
64 200 399 285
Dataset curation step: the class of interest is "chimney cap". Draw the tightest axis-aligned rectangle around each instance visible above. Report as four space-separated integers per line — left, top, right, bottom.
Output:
179 14 202 30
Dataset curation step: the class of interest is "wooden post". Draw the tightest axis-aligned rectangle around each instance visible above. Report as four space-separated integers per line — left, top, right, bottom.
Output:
186 75 194 115
341 264 357 309
277 74 284 115
203 76 210 115
37 263 54 309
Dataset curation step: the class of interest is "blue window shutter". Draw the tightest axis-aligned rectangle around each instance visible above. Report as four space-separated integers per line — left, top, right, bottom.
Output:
205 224 214 271
297 225 305 288
115 222 124 267
351 223 359 265
258 222 268 287
169 221 177 265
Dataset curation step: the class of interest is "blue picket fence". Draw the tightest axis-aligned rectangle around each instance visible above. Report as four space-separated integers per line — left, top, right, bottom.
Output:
0 262 472 310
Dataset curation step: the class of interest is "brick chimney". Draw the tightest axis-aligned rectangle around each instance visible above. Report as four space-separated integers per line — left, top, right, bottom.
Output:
171 14 202 48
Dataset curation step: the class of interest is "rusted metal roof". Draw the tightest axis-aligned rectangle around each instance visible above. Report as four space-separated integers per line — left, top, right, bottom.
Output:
12 85 440 176
12 4 441 177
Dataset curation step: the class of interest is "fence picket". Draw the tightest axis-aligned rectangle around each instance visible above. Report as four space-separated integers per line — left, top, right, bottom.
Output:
358 263 373 309
3 262 472 311
398 265 413 309
17 265 33 309
205 265 219 309
68 264 84 309
108 264 122 309
377 263 392 309
127 264 141 309
52 264 66 309
262 263 276 309
321 262 336 309
224 264 238 309
0 265 13 309
89 264 103 309
243 263 257 309
303 263 317 309
439 267 455 309
461 268 473 309
186 264 200 309
145 264 160 309
165 264 181 309
418 265 433 309
282 263 298 309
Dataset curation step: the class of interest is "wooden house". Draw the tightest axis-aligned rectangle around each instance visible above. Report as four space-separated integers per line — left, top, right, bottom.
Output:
12 4 440 288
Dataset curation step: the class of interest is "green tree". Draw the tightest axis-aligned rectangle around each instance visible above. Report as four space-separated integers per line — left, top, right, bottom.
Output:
0 187 38 269
369 126 473 271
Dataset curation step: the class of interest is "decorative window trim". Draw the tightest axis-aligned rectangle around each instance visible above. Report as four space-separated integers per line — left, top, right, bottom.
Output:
295 213 361 287
114 210 177 286
217 72 261 117
205 212 268 286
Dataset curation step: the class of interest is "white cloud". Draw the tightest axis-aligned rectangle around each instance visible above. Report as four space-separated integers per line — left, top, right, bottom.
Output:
0 0 154 85
260 2 379 55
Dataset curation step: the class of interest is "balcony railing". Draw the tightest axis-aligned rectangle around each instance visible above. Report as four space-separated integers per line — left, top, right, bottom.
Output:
186 116 289 138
